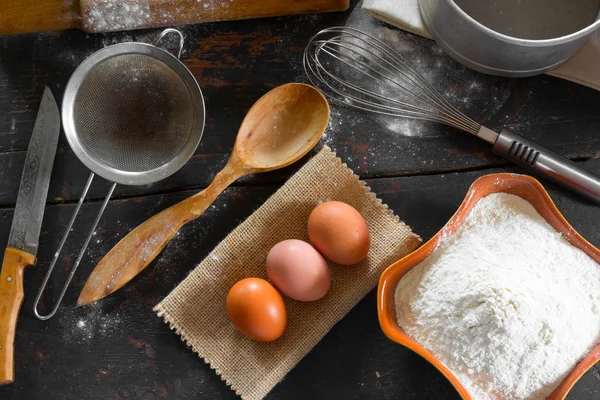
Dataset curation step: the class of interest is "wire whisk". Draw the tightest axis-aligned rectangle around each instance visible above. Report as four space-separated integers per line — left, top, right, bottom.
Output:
303 26 600 204
303 26 482 136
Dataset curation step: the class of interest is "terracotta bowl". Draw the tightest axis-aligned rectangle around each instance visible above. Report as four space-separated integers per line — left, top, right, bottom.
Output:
377 173 600 400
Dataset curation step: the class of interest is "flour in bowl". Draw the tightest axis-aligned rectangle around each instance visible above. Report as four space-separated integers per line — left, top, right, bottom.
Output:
395 192 600 400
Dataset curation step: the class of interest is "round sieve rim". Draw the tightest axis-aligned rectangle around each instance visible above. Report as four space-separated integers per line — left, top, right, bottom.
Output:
446 0 600 46
62 42 205 186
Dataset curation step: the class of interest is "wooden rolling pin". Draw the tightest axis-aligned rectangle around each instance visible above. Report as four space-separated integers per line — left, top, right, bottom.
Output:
0 0 350 35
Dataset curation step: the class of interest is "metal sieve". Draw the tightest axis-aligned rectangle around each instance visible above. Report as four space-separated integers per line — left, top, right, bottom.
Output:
34 29 205 320
420 0 600 77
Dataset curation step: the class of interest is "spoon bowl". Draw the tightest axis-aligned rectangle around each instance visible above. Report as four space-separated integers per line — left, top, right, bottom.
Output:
235 83 329 170
77 83 330 307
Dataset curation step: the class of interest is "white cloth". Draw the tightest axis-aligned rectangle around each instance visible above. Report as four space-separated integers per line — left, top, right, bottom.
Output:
363 0 431 38
363 0 600 91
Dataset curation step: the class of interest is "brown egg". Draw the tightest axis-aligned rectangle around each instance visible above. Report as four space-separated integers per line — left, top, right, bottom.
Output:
226 278 287 342
267 239 330 301
307 201 370 265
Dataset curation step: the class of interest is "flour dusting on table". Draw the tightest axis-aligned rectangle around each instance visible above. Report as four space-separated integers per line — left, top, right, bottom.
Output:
395 193 600 400
343 4 511 138
59 301 125 342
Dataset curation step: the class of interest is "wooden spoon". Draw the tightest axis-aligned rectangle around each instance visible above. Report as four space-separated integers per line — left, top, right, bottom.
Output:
77 83 330 306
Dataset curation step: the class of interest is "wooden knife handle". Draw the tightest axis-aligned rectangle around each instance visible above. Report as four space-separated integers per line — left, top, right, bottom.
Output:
0 248 36 386
0 0 349 35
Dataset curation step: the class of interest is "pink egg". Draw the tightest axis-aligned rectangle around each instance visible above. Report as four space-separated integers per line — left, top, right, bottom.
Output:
266 239 331 301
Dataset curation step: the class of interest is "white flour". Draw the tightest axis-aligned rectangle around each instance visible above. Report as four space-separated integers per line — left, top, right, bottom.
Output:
395 193 600 400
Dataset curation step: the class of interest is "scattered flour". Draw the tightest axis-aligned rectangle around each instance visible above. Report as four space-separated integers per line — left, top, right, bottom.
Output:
100 33 135 48
338 4 511 138
60 301 125 342
395 193 600 400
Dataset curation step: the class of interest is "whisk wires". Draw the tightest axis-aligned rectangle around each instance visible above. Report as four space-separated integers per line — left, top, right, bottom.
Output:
304 27 481 135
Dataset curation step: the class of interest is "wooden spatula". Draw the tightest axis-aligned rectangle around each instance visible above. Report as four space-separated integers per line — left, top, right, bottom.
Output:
1 0 349 36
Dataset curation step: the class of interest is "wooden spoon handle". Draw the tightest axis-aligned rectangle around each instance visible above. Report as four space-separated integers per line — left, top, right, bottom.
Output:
0 248 36 386
77 159 249 307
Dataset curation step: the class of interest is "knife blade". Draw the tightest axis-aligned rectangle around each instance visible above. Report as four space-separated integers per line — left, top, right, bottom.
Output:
0 86 60 386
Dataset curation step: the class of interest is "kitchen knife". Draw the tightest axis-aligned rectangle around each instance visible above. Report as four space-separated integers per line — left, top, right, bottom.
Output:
0 87 60 386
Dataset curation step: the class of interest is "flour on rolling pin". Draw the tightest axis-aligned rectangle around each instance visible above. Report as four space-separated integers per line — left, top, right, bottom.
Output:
1 0 349 35
81 0 232 32
1 0 348 35
76 0 350 33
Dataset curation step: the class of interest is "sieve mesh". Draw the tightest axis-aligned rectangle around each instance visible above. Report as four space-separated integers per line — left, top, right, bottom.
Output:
454 0 600 40
73 53 194 173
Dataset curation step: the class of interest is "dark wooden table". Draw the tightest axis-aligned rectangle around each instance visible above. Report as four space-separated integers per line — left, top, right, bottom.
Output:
1 1 599 399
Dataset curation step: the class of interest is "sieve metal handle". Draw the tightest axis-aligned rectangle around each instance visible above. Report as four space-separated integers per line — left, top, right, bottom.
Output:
154 29 185 59
33 173 117 320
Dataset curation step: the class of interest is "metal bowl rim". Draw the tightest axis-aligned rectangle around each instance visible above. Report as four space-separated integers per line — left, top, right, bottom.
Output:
443 0 600 46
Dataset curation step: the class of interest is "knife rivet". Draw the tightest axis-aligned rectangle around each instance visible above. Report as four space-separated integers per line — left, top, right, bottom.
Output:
7 276 12 282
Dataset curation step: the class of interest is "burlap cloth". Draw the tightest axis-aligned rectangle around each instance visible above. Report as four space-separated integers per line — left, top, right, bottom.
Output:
154 145 421 400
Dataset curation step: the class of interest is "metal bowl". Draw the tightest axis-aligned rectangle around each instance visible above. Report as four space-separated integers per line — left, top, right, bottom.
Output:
378 173 600 399
419 0 600 77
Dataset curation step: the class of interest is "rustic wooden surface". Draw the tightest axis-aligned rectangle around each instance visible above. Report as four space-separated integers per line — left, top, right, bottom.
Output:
1 1 600 399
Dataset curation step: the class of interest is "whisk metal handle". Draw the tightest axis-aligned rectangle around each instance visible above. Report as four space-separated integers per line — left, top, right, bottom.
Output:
33 173 116 320
492 129 600 204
